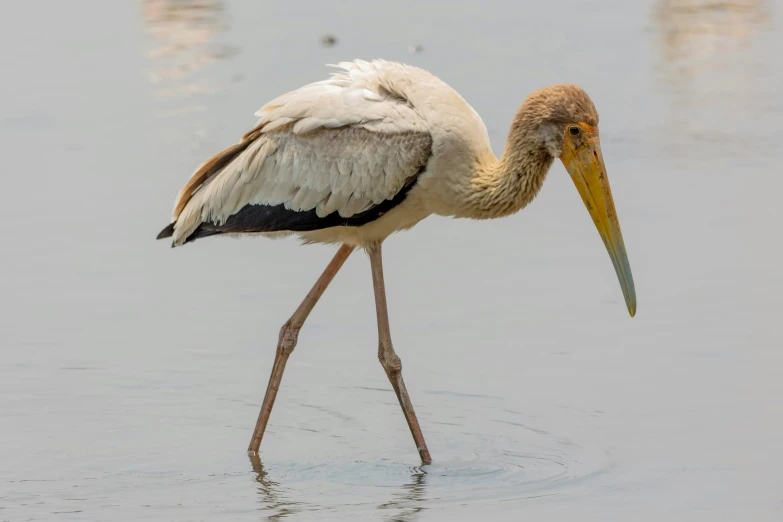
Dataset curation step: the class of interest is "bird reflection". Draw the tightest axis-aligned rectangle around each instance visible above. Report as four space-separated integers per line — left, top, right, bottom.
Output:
651 0 772 149
141 0 239 93
140 0 240 145
248 454 429 521
653 0 771 82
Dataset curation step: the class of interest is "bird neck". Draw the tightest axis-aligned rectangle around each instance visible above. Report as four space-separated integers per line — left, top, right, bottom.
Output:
460 121 553 220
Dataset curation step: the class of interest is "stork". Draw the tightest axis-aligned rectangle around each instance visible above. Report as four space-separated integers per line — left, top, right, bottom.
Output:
157 59 636 464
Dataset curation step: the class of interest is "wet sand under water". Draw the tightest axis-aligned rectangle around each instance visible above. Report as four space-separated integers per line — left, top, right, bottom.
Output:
1 0 782 520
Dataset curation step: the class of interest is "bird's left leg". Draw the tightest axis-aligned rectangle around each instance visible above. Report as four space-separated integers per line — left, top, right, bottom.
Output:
247 243 354 455
369 243 432 464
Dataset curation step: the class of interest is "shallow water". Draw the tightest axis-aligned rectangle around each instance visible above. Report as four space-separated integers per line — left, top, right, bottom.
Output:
2 0 782 520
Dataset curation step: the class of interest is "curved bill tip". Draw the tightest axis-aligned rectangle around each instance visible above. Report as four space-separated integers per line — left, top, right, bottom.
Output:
623 270 637 318
603 227 636 318
560 129 637 318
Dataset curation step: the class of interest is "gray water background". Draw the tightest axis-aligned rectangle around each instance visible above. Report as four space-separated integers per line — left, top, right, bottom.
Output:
1 0 782 520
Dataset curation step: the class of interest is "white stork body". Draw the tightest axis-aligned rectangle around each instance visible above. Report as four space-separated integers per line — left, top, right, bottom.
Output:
157 59 637 465
165 60 506 248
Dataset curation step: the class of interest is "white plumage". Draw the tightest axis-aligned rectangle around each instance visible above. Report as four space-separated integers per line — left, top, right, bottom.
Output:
157 59 636 464
168 59 490 247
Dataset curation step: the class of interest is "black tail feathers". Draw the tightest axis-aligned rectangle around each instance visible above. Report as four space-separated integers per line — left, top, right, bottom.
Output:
156 223 175 240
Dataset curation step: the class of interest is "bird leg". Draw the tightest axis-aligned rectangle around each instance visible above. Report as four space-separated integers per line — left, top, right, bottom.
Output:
247 243 354 455
369 244 432 464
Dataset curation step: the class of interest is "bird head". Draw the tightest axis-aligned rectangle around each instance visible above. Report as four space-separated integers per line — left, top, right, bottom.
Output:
524 85 637 317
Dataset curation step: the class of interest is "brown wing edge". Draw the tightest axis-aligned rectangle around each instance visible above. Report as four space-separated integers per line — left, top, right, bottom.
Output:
156 128 433 247
155 126 265 243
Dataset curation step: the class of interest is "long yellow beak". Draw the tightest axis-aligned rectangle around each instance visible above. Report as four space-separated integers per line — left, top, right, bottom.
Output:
560 127 636 317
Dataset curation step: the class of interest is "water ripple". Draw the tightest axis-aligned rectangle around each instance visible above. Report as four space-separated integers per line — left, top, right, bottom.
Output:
248 404 614 519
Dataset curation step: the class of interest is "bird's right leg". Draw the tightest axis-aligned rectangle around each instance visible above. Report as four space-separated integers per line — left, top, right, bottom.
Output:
247 243 353 455
369 244 432 465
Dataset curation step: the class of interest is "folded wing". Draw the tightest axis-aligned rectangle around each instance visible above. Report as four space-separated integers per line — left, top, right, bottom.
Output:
159 60 433 246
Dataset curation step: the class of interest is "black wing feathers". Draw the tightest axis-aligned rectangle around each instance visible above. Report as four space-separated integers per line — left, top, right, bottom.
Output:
156 167 423 245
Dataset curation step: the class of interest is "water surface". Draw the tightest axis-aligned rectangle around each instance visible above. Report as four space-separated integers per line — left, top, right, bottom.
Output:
2 0 782 520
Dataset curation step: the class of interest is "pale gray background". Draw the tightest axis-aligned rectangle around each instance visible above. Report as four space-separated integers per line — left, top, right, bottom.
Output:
1 0 781 520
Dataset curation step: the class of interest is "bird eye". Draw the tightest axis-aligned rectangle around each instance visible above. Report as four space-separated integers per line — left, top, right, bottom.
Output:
568 126 580 136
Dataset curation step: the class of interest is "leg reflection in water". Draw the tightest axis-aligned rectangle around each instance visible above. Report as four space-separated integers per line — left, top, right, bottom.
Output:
248 454 302 521
248 454 429 521
377 467 428 522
